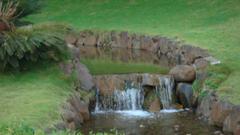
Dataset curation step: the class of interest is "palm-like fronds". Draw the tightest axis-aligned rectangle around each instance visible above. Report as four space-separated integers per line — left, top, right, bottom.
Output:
0 0 19 30
0 25 69 71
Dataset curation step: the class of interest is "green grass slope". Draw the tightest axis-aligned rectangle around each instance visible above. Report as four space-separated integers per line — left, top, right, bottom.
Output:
25 0 240 104
0 64 73 128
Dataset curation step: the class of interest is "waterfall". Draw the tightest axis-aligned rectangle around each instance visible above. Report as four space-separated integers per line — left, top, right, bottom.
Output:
114 88 143 110
156 77 174 109
95 87 144 111
94 75 174 112
95 88 100 112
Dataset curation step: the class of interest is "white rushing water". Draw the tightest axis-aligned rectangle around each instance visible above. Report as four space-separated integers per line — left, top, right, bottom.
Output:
95 76 177 114
156 77 174 109
113 88 143 110
95 87 144 111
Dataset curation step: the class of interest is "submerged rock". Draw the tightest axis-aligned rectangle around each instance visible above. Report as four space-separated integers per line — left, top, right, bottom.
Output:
176 83 193 108
169 65 196 82
174 125 180 132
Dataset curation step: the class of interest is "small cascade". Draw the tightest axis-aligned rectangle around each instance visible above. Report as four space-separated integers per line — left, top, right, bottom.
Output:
95 88 100 112
114 88 143 110
156 77 174 109
94 75 175 113
95 87 144 111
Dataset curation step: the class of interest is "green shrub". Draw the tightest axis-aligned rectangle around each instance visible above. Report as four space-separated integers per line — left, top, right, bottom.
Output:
0 23 70 71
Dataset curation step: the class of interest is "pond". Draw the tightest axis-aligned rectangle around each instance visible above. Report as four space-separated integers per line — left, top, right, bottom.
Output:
81 110 217 135
79 46 175 67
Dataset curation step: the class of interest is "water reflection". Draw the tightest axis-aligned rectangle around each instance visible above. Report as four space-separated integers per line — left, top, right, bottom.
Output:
81 111 217 135
79 46 173 67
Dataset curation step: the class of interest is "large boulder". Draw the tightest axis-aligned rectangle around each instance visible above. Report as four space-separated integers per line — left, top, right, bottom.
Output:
197 92 218 119
142 74 160 86
61 93 90 130
209 100 233 127
84 35 97 46
194 58 209 70
179 45 209 65
94 75 127 96
139 36 154 51
169 65 196 82
223 106 240 134
75 61 94 91
176 83 193 108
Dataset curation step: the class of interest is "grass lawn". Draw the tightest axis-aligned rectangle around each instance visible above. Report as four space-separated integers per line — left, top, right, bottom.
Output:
0 64 73 128
25 0 240 104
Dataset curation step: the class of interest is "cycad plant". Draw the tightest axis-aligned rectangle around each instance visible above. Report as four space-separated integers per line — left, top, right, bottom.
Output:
0 0 19 31
0 1 69 71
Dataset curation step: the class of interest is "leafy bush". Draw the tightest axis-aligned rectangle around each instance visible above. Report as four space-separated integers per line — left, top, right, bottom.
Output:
0 23 70 71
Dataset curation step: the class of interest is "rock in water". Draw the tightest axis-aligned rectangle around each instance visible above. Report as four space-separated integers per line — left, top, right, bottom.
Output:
176 83 193 108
